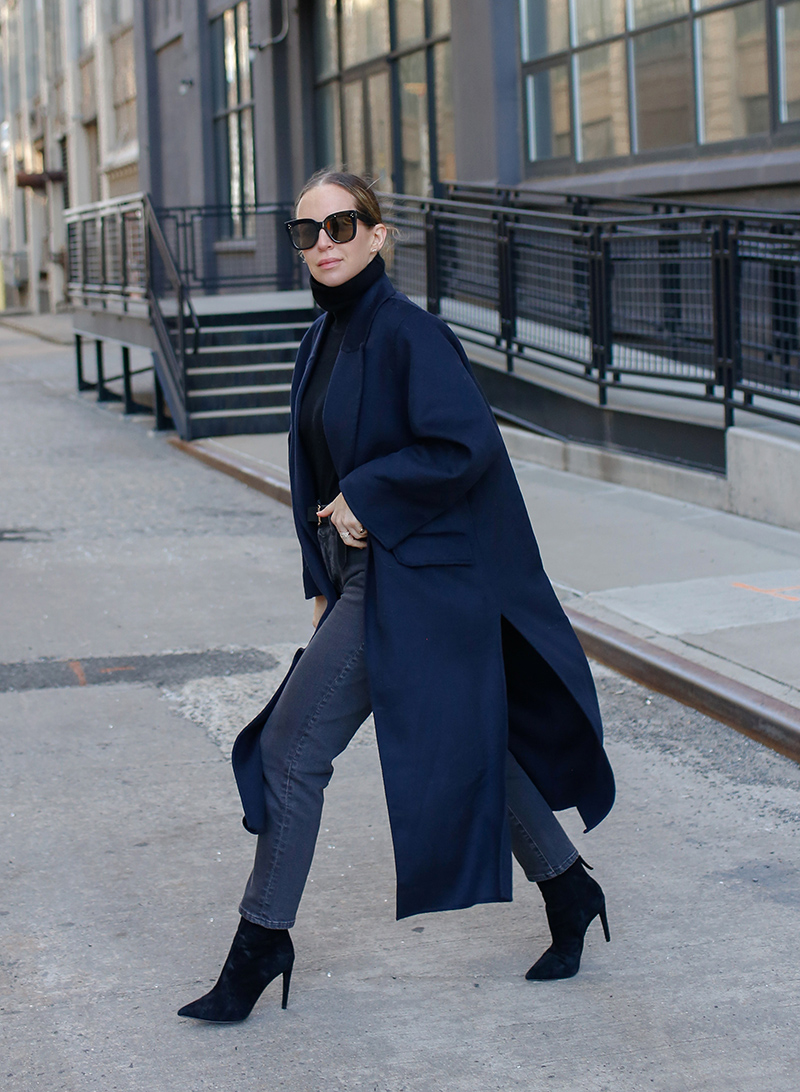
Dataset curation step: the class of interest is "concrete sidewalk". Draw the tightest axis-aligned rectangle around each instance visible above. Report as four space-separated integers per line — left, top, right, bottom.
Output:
3 323 800 1092
177 429 800 752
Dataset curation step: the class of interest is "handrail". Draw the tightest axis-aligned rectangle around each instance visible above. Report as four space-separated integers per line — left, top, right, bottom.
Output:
142 194 201 355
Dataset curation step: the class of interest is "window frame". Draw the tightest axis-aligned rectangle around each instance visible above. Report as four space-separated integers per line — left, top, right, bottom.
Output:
518 0 800 179
210 1 257 230
310 0 453 195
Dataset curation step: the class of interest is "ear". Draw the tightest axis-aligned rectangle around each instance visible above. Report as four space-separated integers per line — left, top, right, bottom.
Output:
371 223 388 252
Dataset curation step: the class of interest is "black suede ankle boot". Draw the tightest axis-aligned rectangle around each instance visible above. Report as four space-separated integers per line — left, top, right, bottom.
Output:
178 917 294 1022
526 858 610 981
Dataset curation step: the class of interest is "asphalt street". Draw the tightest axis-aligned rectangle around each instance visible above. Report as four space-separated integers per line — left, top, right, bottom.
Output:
1 325 799 1092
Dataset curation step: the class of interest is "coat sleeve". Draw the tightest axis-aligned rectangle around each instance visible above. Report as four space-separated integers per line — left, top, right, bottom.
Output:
339 315 504 551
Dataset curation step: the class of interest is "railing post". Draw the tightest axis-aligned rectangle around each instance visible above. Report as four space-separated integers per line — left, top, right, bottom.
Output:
95 338 110 401
425 206 440 315
154 366 169 430
497 211 515 373
589 225 611 406
99 212 107 307
122 345 135 414
120 210 128 312
712 218 736 428
75 333 90 391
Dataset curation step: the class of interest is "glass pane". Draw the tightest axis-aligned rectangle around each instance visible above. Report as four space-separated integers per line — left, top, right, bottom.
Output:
399 51 430 194
343 80 366 174
224 8 238 109
342 0 390 68
237 1 252 102
630 0 689 29
520 0 568 61
778 1 800 122
397 0 425 45
633 21 694 150
228 111 242 209
314 0 339 78
574 0 625 46
368 70 393 190
214 116 231 205
578 40 629 159
430 0 451 35
315 83 343 166
240 107 257 207
210 16 227 113
434 41 456 182
525 64 571 160
699 2 768 143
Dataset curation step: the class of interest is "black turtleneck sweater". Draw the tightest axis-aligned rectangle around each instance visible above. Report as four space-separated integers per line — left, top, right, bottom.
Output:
299 254 385 507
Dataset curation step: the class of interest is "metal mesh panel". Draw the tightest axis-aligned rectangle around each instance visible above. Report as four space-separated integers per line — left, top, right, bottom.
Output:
66 221 81 284
83 219 101 286
511 222 592 363
122 209 146 294
737 228 800 401
102 214 122 287
385 198 426 304
436 212 500 336
609 227 715 380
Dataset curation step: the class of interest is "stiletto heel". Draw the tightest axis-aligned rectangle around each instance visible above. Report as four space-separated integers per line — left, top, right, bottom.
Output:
526 858 610 981
178 918 294 1022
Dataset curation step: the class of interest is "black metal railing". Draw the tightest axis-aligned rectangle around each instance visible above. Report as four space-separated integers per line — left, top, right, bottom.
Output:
65 189 800 435
65 193 200 436
153 204 302 294
385 194 800 430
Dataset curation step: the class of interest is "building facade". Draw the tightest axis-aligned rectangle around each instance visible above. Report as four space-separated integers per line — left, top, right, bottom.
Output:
135 0 800 214
3 1 800 312
0 0 138 312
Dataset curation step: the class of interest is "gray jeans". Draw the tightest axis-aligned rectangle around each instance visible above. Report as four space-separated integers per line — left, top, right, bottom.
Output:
239 522 578 928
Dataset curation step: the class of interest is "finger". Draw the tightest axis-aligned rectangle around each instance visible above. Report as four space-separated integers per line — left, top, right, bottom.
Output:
317 501 335 517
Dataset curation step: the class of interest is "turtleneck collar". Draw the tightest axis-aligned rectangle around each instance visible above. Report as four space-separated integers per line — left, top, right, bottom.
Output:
310 253 385 322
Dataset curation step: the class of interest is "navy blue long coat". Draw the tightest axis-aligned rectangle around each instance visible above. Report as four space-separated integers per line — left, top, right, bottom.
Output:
232 272 615 920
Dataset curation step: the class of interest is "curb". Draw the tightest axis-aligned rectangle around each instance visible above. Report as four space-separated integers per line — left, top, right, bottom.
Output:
171 435 800 765
168 437 291 507
567 609 800 763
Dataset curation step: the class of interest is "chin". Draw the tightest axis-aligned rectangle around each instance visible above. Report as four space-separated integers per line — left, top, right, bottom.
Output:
313 264 349 285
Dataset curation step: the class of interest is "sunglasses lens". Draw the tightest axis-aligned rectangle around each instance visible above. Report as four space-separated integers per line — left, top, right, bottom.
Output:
288 222 319 250
325 212 357 243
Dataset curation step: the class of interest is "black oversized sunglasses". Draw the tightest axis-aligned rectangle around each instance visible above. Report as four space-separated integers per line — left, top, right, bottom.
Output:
285 209 375 251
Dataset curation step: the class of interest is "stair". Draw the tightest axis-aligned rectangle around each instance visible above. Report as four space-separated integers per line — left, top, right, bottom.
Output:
175 299 318 438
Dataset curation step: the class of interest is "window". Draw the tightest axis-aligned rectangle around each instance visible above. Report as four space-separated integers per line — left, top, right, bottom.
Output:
112 26 137 147
311 0 453 195
698 2 769 143
211 2 256 231
577 41 629 160
633 21 694 151
518 1 800 175
778 0 800 122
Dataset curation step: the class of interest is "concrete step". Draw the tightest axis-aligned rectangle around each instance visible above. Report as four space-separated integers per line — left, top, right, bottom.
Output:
187 405 292 438
185 363 295 390
186 384 292 413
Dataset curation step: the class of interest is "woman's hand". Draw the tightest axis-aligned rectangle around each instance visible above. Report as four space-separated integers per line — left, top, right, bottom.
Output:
312 595 327 629
317 493 368 549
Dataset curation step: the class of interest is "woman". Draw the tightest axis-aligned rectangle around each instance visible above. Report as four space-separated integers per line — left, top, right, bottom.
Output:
178 171 615 1023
